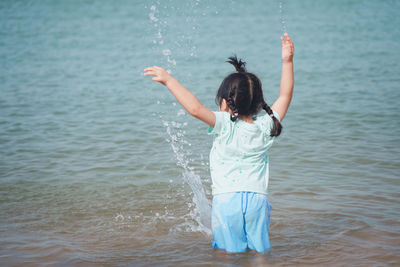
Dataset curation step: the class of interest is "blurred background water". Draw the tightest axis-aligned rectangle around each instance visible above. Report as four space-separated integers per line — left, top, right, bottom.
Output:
1 0 399 266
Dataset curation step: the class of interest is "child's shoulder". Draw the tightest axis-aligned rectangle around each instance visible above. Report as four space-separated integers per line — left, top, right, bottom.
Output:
255 111 280 133
208 111 231 136
214 111 231 122
255 110 281 124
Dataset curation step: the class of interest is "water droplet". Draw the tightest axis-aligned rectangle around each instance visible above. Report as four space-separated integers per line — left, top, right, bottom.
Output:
177 109 185 116
162 49 172 56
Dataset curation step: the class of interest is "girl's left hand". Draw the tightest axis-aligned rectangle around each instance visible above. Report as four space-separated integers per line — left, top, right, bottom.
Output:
144 66 172 86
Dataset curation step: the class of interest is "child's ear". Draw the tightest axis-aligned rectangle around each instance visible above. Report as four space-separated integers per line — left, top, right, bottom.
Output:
219 99 231 113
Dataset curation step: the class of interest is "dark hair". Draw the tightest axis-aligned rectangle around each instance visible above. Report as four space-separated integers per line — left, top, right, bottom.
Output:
216 55 282 137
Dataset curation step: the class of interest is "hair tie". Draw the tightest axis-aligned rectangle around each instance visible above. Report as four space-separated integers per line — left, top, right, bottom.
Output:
269 113 274 118
234 112 239 117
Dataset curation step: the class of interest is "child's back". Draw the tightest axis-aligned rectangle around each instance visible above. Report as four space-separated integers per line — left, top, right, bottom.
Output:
208 109 280 195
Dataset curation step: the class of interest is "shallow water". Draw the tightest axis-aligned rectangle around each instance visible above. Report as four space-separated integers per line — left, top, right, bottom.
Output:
1 0 400 266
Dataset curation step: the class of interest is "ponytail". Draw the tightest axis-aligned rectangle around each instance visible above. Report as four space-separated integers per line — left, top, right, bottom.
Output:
223 55 245 122
262 102 282 137
227 55 246 73
227 88 239 121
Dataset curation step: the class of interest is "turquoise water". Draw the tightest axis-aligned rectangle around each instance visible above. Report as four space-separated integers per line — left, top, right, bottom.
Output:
1 0 400 265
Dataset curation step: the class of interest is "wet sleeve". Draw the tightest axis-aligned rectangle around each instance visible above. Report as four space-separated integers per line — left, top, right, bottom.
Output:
207 111 228 135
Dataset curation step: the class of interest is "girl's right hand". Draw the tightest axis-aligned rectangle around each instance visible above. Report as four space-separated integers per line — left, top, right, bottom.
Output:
144 66 172 86
281 33 294 63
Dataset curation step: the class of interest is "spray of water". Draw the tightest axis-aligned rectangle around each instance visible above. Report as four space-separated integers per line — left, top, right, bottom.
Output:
163 120 211 235
147 2 211 236
149 4 177 73
279 0 287 35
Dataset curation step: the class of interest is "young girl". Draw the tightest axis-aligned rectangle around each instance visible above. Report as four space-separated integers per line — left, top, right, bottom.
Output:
144 33 294 254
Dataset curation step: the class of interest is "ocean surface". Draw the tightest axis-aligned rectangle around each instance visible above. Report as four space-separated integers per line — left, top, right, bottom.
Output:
1 0 400 266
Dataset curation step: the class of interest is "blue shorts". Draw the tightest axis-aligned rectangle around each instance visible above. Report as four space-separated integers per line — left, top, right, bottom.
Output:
211 192 272 254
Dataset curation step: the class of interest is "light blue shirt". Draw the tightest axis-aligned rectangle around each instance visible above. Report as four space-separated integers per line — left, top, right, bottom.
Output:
208 111 280 195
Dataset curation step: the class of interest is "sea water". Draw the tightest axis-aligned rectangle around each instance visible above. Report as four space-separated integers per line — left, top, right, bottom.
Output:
1 0 400 266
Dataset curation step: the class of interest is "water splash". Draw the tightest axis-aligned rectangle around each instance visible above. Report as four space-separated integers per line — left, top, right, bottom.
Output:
148 4 177 73
149 5 159 22
147 2 211 236
163 120 212 236
279 0 287 34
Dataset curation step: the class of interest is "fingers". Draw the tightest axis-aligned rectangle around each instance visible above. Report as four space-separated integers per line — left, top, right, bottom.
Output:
144 66 166 76
145 70 160 82
144 66 160 77
285 34 294 53
281 33 289 46
281 33 294 53
144 71 155 76
284 33 294 47
281 33 292 43
144 66 159 72
144 68 155 75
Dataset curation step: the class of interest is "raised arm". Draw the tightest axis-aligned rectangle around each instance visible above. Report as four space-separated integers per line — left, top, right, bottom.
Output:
144 66 216 127
271 33 294 121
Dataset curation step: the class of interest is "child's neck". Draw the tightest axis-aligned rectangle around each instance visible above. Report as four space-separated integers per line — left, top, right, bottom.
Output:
238 115 254 124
